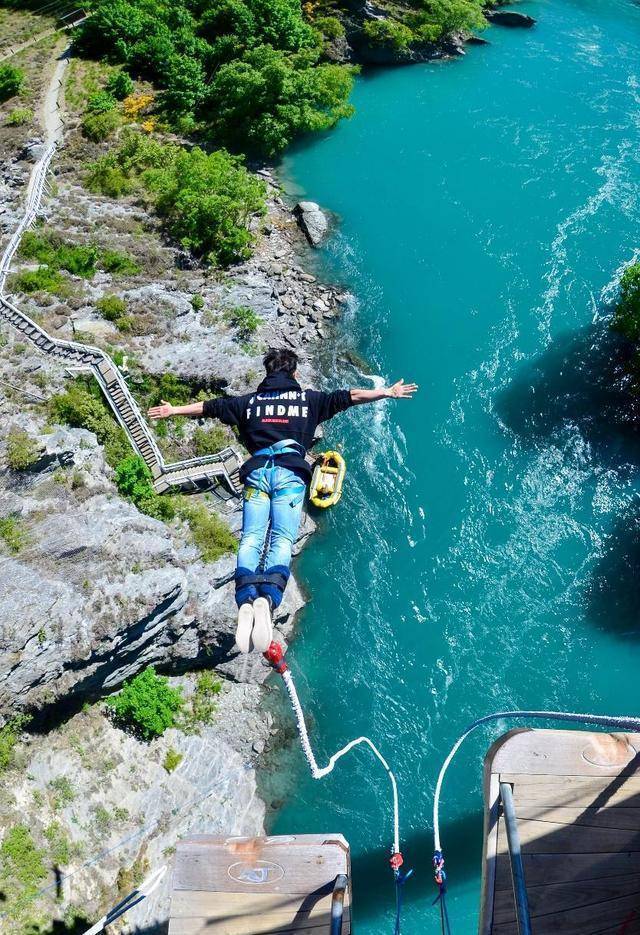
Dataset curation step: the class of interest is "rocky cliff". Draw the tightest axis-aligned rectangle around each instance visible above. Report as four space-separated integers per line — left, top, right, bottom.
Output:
0 31 347 933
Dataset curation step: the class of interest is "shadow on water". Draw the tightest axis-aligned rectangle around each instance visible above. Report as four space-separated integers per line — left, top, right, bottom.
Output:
495 323 640 467
586 505 640 640
351 809 483 920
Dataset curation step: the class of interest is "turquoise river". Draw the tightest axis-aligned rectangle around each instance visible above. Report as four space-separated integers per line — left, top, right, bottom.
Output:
267 1 640 932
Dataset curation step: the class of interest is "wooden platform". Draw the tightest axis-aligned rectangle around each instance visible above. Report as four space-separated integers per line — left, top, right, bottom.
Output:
480 729 640 935
168 834 351 934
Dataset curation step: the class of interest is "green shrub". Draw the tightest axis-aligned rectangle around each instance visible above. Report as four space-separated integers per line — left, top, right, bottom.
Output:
106 70 134 100
163 747 183 772
82 108 121 142
114 454 175 518
225 305 260 341
55 242 99 278
48 776 75 810
314 16 345 40
19 232 98 278
191 293 204 311
97 294 127 321
6 429 40 470
86 132 267 265
180 670 221 733
0 64 24 102
6 107 33 126
0 825 46 890
193 425 229 456
49 380 129 466
8 266 66 295
177 500 236 562
0 517 27 554
363 19 414 50
85 156 133 197
0 716 30 773
106 666 184 740
87 90 116 114
612 263 640 342
100 249 140 275
43 822 75 866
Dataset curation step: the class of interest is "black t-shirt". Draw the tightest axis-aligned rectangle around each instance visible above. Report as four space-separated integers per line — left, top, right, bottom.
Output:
202 372 353 482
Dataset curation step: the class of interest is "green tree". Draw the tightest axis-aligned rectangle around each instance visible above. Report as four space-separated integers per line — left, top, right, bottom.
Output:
148 146 267 263
0 64 24 102
106 667 184 739
612 263 640 343
206 46 355 156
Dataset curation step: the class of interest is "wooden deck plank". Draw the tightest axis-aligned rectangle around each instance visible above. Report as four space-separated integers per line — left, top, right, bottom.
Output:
493 872 640 922
169 921 349 935
169 835 351 934
492 891 640 935
481 730 640 934
508 805 640 832
503 774 640 809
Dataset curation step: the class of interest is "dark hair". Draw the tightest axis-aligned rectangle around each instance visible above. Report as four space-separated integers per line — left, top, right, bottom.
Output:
263 348 298 376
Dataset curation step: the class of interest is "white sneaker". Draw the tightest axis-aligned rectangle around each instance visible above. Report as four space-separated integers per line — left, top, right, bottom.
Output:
235 603 254 654
252 597 273 653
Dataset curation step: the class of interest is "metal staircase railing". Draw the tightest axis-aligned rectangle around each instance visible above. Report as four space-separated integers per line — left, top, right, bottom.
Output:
0 134 242 498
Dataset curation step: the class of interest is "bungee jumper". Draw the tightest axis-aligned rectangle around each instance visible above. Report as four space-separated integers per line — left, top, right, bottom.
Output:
149 348 418 654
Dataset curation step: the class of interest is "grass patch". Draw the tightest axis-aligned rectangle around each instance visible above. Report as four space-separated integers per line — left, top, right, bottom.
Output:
6 428 40 470
179 671 221 734
163 747 183 773
177 500 237 563
48 777 75 811
6 106 33 126
0 716 30 773
8 266 67 296
0 517 27 554
19 231 140 279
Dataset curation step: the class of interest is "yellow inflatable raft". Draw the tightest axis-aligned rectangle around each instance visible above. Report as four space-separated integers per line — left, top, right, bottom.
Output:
309 451 346 508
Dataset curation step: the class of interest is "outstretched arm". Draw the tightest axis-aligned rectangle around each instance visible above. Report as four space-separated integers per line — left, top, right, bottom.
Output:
350 379 418 405
148 400 204 420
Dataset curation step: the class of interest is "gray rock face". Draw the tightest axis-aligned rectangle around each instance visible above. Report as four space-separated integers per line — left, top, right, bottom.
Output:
0 422 305 716
294 201 329 246
2 680 270 933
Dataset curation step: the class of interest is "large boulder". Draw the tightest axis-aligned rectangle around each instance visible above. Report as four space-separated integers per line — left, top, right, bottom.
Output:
293 201 329 246
485 9 536 27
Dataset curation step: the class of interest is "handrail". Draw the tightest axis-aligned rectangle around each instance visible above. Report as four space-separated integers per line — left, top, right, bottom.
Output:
499 782 532 935
330 873 348 935
0 128 242 494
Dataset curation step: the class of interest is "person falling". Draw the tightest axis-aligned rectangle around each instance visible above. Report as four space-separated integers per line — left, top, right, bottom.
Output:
149 348 418 653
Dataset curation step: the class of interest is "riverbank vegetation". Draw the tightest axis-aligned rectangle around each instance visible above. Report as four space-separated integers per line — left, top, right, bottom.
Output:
76 0 356 155
86 131 266 265
612 263 640 343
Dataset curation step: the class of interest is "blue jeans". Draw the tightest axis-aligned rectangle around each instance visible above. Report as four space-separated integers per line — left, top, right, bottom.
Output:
235 466 306 608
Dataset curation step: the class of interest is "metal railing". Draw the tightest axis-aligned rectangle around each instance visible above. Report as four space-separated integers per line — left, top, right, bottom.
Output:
330 874 348 935
499 782 532 935
0 129 242 495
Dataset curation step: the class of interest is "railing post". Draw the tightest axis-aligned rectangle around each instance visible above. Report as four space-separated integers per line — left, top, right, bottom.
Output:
330 873 348 935
499 782 532 935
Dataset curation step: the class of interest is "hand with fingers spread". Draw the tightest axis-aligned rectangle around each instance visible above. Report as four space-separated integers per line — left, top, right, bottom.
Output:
386 379 419 399
148 399 175 420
